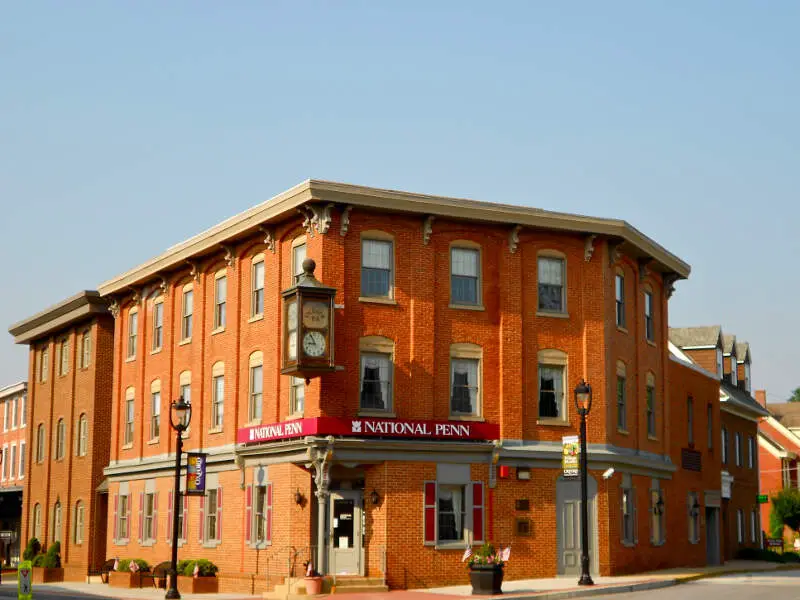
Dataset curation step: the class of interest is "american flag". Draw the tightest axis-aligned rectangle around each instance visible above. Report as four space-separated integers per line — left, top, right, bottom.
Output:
193 563 200 578
461 547 473 562
501 547 511 562
113 558 119 571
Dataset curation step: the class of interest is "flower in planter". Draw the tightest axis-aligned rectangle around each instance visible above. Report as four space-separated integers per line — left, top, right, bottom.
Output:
463 543 510 568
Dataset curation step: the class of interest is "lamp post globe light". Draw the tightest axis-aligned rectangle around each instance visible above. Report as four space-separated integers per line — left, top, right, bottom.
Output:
166 397 192 600
573 379 594 586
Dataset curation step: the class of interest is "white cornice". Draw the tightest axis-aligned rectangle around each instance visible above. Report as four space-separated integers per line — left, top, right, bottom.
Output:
97 179 691 296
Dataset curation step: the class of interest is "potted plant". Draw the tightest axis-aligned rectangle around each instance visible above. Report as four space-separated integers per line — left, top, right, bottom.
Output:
463 543 509 595
31 542 64 583
177 559 219 594
303 561 324 595
109 559 150 588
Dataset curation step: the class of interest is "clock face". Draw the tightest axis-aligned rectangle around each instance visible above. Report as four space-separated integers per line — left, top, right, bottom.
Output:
302 331 326 358
287 332 297 360
302 301 329 329
287 302 298 330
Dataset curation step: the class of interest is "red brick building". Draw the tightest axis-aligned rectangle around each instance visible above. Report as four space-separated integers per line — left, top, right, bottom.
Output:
756 391 800 543
10 180 742 590
669 328 767 561
0 381 28 564
8 292 114 580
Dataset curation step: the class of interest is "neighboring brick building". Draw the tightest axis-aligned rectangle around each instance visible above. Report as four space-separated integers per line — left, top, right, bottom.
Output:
669 327 768 561
756 390 800 543
8 292 114 580
0 381 28 564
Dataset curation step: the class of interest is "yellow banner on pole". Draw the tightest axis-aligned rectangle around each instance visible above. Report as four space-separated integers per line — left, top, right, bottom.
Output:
18 560 32 600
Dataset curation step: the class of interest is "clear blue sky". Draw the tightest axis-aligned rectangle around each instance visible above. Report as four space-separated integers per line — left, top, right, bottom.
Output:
2 2 798 402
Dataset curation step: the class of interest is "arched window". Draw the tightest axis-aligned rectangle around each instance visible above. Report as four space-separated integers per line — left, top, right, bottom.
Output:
52 502 62 543
77 414 88 457
74 501 85 544
55 419 66 460
32 504 42 540
36 424 45 463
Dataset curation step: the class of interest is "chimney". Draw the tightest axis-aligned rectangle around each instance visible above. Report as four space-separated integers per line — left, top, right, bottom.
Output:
755 389 767 409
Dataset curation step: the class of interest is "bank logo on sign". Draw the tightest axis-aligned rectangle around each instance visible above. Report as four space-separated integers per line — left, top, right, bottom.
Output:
351 420 362 433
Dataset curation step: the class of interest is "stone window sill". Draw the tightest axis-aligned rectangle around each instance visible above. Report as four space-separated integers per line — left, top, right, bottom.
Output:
179 338 192 346
122 443 134 450
617 429 630 435
125 356 136 364
358 296 397 306
203 540 222 549
248 314 264 323
141 539 156 547
536 311 569 319
617 326 628 334
114 539 130 546
622 540 637 548
208 427 223 435
449 415 485 422
357 411 396 418
647 435 658 441
150 348 162 355
537 418 570 427
647 340 657 347
211 327 226 336
449 303 485 312
147 438 159 446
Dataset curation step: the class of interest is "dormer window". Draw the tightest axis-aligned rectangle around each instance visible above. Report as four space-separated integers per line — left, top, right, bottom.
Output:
716 348 723 379
744 362 751 393
730 357 737 385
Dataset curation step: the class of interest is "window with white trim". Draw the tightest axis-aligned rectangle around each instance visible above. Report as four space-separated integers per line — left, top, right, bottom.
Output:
127 310 138 358
538 349 567 421
750 509 757 542
181 287 194 341
124 388 135 446
150 389 161 440
2 401 7 432
179 371 191 432
290 377 305 416
40 347 49 382
53 501 62 543
118 495 130 540
10 444 17 481
744 362 751 392
450 344 481 418
20 393 25 427
77 414 88 456
359 337 394 413
36 424 45 463
211 364 224 430
214 273 227 330
59 338 69 376
254 485 268 544
205 488 220 542
361 237 393 298
143 492 155 541
152 301 164 351
55 418 66 460
615 273 626 327
646 374 656 438
437 484 467 542
650 481 665 545
80 330 91 368
620 474 637 546
721 427 729 464
735 432 742 466
450 246 480 306
292 239 306 283
736 509 744 543
644 291 654 342
19 441 25 478
716 348 723 379
74 501 85 544
730 356 737 385
537 255 565 313
748 436 755 469
249 353 263 422
1 447 7 480
32 504 42 540
11 396 17 430
251 256 265 317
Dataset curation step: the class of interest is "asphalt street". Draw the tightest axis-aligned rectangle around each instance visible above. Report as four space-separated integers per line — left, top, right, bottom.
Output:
591 571 800 600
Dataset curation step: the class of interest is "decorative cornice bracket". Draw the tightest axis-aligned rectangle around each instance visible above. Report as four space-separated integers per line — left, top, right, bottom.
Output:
221 244 237 269
608 241 623 266
509 225 523 254
186 260 201 282
311 203 335 235
298 206 315 238
584 235 597 262
259 226 276 253
638 258 652 282
109 299 120 319
423 216 435 245
340 205 353 237
663 273 680 299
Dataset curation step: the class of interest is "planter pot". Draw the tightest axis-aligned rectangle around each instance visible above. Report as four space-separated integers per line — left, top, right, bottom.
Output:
32 567 64 584
469 564 503 595
304 576 324 595
177 575 219 594
108 571 142 588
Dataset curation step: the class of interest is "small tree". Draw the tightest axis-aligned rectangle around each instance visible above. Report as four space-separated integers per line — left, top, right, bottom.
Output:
43 541 61 569
788 388 800 403
770 489 800 537
22 538 41 561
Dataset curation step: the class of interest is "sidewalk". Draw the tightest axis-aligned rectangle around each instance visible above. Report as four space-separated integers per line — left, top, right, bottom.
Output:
7 560 800 600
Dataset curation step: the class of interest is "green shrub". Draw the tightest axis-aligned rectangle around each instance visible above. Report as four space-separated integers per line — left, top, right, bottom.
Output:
733 547 796 562
31 554 45 567
42 541 61 568
116 558 150 572
780 551 800 563
770 490 800 537
180 559 219 577
22 538 41 562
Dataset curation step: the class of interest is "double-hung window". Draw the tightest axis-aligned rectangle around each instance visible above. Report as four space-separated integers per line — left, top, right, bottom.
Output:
181 288 193 341
538 350 567 420
450 358 480 417
19 441 25 477
650 483 665 545
750 510 758 543
744 362 751 392
254 485 268 544
127 311 138 358
437 484 467 542
81 330 91 368
721 427 729 464
74 501 85 544
736 509 744 543
646 376 656 438
361 238 393 298
124 389 135 446
290 377 305 416
59 339 69 375
537 256 565 313
359 352 392 412
251 258 265 317
118 495 129 540
10 445 16 481
77 414 88 456
179 371 192 431
735 432 742 466
748 436 755 469
621 475 636 545
730 356 738 385
292 240 306 283
150 390 161 440
205 489 220 542
212 371 224 430
143 493 155 541
450 247 480 306
40 348 49 382
615 273 625 327
249 358 263 422
36 425 45 463
55 419 66 460
644 291 654 342
716 347 723 379
214 274 227 330
152 302 163 351
617 362 627 431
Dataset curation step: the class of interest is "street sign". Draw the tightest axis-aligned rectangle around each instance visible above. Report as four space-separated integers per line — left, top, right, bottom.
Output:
757 494 769 504
18 560 32 600
0 530 15 540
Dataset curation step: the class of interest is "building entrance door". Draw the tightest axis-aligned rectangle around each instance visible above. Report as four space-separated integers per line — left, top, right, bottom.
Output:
329 491 363 575
556 476 597 576
705 507 721 565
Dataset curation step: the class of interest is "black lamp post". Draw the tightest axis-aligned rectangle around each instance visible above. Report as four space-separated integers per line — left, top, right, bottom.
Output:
574 379 594 586
166 397 192 600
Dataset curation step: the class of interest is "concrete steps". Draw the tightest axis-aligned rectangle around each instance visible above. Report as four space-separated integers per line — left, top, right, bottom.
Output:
264 575 388 598
330 576 388 594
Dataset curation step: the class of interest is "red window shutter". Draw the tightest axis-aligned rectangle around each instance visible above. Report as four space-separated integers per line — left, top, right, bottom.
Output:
472 482 484 544
113 494 118 540
198 496 205 543
216 488 223 540
266 483 273 543
153 492 158 539
182 494 188 540
245 485 252 544
424 481 437 544
138 492 144 542
167 491 173 543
